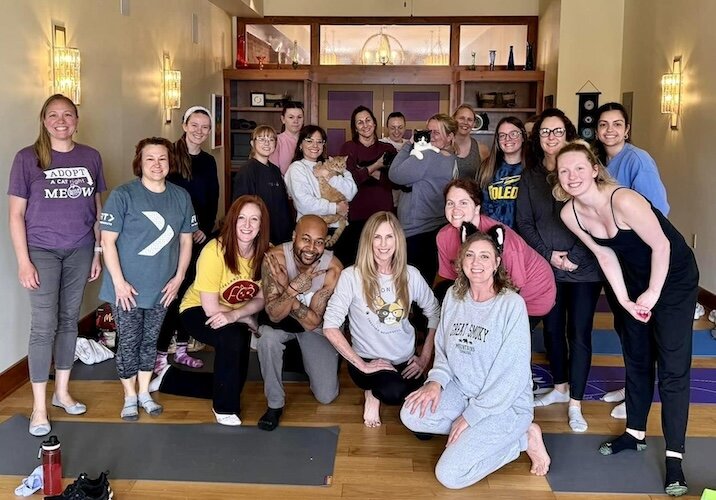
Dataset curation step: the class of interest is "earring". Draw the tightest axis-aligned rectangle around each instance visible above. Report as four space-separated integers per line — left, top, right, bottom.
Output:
624 133 629 140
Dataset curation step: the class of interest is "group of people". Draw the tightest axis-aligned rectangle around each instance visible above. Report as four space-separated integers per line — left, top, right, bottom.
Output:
9 94 697 495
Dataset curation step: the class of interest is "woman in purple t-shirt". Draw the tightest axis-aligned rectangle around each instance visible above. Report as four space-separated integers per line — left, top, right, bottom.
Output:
8 94 106 436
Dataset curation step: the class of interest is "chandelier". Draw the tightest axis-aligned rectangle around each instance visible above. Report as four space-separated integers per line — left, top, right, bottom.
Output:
360 27 405 65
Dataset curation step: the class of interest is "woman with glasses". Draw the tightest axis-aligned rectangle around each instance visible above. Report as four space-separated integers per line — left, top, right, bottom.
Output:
269 101 304 176
336 106 396 266
593 102 670 419
516 108 602 432
389 114 458 284
233 125 293 245
155 106 219 373
478 116 528 228
285 125 357 237
452 104 488 180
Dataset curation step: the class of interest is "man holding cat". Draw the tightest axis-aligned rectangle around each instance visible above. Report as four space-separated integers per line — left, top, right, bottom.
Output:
256 215 343 431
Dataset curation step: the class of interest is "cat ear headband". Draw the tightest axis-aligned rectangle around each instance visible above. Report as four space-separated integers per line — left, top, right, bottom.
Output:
461 222 505 254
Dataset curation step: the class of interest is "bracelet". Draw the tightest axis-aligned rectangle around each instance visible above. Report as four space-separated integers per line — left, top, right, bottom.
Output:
288 283 299 293
94 246 103 253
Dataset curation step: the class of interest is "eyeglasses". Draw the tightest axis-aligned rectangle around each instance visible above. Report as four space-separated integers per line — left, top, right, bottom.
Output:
497 130 523 141
254 137 276 144
303 138 325 146
538 127 566 138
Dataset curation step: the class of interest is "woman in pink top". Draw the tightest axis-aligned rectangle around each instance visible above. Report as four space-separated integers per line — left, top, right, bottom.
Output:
436 178 555 324
269 101 304 176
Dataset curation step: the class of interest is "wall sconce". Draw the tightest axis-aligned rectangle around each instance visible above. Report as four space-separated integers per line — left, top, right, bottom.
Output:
52 25 81 104
660 56 682 130
163 54 181 123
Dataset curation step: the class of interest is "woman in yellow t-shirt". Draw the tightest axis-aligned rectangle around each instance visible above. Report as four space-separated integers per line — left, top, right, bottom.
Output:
150 195 270 426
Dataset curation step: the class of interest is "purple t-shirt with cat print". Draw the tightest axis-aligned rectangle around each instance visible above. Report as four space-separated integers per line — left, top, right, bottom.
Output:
8 144 106 249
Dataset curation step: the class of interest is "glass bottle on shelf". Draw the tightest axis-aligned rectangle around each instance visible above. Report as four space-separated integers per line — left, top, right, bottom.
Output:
488 50 496 70
525 42 535 71
507 45 515 70
292 40 299 69
235 33 247 68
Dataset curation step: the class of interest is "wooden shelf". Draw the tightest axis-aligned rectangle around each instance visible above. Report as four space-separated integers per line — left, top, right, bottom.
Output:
223 68 311 81
455 70 545 82
474 107 537 113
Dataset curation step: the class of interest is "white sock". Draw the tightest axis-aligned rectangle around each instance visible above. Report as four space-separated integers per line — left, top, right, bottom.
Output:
534 388 570 407
148 365 170 393
611 401 627 419
602 387 626 403
568 406 588 432
665 450 683 459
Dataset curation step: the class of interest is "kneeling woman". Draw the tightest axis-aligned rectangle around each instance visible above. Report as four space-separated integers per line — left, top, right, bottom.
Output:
324 211 440 427
401 233 550 489
151 196 268 425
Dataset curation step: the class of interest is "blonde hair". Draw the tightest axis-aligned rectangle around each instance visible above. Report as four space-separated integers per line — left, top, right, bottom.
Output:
427 113 457 154
452 232 516 300
33 94 78 170
249 125 278 159
552 140 618 202
355 212 409 313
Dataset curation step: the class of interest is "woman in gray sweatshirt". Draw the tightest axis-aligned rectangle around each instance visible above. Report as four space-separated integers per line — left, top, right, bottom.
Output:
401 232 550 489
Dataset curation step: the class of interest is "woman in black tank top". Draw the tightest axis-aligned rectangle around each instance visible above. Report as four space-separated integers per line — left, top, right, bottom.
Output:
551 141 698 497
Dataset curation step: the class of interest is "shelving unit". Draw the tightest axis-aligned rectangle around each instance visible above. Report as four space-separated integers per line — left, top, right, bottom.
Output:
223 69 311 209
455 70 544 144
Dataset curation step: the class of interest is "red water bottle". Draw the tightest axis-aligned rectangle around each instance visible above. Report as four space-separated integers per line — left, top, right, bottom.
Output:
39 435 63 495
236 33 248 68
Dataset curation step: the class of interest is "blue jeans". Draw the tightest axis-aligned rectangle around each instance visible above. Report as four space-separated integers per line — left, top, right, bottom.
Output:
27 245 93 382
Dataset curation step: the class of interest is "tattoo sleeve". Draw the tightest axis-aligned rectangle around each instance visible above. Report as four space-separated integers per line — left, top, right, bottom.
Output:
291 301 310 320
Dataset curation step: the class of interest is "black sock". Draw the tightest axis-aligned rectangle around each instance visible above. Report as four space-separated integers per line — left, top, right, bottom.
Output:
257 407 283 431
664 457 688 496
598 432 647 455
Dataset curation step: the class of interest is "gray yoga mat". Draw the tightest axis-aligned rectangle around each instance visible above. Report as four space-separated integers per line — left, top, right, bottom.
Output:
543 433 716 494
0 414 338 486
70 350 308 382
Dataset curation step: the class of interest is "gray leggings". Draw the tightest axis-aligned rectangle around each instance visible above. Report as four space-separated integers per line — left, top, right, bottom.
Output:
400 381 532 489
28 245 93 383
112 304 167 379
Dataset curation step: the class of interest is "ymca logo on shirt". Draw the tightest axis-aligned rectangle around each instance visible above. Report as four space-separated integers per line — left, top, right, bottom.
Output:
449 322 489 354
138 211 175 256
43 166 95 199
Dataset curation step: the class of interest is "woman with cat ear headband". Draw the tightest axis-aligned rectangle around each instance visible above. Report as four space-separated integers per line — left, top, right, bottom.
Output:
336 106 396 266
436 178 555 328
323 211 440 429
389 113 459 285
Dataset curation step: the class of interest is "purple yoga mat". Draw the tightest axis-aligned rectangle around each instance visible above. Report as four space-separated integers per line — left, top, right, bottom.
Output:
532 364 716 404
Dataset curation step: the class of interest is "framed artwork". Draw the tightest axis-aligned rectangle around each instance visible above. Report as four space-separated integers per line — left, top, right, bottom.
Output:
250 92 265 107
211 93 223 149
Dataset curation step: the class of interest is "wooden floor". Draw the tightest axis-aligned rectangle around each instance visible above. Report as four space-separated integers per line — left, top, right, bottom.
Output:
0 313 714 499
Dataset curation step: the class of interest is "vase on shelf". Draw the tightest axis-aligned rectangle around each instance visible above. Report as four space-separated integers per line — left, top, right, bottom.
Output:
488 50 496 71
507 45 515 70
525 42 535 71
235 34 247 68
256 55 267 70
291 40 299 69
468 51 476 71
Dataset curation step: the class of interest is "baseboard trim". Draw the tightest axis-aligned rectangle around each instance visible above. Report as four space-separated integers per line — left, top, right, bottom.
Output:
699 286 716 313
0 309 97 402
0 357 29 402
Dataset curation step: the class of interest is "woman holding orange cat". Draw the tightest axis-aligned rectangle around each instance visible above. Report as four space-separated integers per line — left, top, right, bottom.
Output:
285 125 357 244
337 106 396 265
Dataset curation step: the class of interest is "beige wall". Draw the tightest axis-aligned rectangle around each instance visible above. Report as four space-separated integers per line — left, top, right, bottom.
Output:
0 0 231 373
263 0 539 17
621 0 716 292
538 0 560 102
554 0 624 122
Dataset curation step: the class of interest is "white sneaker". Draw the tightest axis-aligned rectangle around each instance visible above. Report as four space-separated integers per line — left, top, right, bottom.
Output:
602 387 626 403
213 409 242 426
611 402 627 419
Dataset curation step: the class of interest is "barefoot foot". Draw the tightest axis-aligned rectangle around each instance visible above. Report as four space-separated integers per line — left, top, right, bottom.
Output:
363 390 381 428
527 423 551 476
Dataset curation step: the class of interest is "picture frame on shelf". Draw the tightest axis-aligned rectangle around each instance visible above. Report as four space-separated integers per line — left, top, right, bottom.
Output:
211 93 223 149
250 92 265 107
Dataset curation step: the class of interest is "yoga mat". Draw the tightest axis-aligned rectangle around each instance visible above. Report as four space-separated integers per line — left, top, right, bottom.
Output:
0 414 338 486
531 328 716 357
532 364 716 404
71 350 308 382
543 433 716 495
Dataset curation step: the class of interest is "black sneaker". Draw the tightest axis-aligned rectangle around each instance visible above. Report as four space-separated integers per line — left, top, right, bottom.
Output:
45 471 112 500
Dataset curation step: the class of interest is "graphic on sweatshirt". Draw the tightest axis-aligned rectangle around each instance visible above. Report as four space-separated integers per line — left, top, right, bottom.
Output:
373 296 406 326
222 279 259 304
449 321 489 354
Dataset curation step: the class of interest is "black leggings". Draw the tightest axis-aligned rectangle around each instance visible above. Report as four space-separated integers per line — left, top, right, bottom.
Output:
159 306 251 415
348 358 424 406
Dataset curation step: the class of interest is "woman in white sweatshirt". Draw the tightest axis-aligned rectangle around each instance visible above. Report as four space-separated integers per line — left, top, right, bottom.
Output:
400 232 550 489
